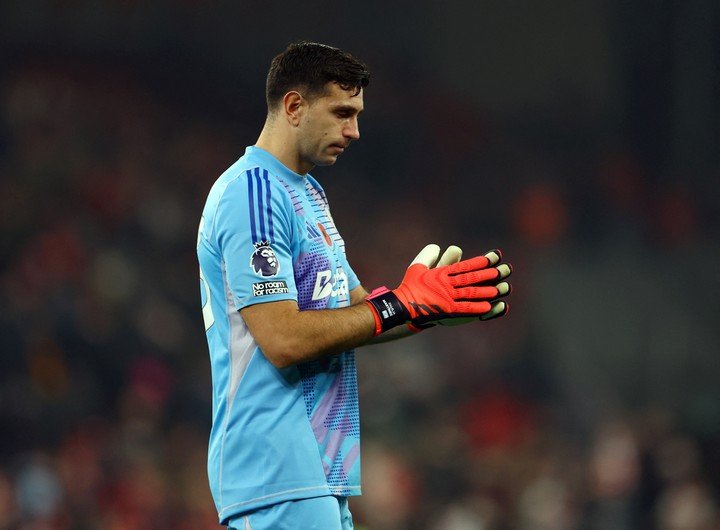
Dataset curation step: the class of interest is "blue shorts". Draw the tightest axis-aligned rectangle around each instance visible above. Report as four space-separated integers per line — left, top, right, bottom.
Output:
226 495 353 530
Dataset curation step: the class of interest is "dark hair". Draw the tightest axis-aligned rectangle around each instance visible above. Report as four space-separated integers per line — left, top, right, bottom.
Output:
265 41 370 110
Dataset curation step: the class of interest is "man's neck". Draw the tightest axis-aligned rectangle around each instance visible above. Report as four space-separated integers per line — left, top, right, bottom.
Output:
255 121 312 175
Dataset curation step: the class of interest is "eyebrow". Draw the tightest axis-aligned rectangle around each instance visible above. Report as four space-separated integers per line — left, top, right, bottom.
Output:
331 104 364 115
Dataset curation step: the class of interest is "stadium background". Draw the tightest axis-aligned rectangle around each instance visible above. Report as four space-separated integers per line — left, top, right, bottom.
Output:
1 1 719 528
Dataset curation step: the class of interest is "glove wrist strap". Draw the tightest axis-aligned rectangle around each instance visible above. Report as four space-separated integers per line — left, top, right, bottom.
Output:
365 286 410 335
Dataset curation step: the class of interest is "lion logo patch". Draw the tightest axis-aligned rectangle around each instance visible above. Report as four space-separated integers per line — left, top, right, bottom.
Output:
250 241 279 277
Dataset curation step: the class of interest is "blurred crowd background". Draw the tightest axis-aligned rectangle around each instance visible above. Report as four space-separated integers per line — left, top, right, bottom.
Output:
1 1 720 529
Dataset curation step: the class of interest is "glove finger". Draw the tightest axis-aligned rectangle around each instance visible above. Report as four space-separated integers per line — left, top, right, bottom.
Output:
452 263 513 286
468 266 513 286
453 286 500 301
437 245 462 267
479 301 509 321
410 300 492 325
446 254 492 275
450 266 501 286
483 248 502 266
494 281 511 298
497 263 512 280
454 300 493 316
437 301 509 325
447 251 507 275
411 244 440 268
447 253 509 276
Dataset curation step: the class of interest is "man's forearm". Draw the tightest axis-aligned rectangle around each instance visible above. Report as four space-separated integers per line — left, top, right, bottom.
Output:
240 300 377 368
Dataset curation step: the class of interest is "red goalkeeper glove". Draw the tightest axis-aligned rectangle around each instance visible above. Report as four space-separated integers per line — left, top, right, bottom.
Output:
424 244 510 330
365 245 512 336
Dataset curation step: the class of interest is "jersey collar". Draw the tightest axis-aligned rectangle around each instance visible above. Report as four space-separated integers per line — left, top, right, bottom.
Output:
245 145 307 182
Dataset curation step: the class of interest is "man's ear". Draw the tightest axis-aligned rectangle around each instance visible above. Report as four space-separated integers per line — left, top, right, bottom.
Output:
283 91 304 127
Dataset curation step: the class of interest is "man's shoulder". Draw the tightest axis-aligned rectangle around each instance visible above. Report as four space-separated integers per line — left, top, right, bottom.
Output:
213 154 257 188
209 157 283 200
204 162 297 231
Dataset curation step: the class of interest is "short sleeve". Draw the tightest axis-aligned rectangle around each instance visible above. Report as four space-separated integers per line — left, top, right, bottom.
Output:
215 169 298 310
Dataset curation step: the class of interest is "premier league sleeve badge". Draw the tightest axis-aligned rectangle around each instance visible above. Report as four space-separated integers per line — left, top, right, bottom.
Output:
250 241 280 277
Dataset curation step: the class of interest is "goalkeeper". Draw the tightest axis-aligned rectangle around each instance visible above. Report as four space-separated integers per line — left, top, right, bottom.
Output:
196 41 512 530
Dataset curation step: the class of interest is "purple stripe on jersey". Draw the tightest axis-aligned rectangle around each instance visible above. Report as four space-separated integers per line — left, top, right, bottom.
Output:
253 167 266 242
263 169 274 242
246 170 257 241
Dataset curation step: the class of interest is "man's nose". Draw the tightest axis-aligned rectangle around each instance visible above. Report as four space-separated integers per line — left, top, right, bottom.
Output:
344 117 360 140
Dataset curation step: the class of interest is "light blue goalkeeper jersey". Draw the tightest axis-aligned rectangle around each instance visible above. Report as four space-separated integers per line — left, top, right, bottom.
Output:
197 146 362 523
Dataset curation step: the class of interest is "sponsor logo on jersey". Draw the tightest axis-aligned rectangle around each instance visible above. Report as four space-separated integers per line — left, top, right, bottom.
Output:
252 280 289 297
250 241 279 277
312 269 349 300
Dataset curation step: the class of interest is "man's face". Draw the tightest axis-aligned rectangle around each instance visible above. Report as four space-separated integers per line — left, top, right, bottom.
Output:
296 82 364 169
